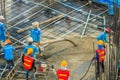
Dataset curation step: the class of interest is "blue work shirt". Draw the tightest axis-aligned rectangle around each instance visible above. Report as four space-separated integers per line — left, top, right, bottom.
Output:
118 60 120 70
0 22 7 42
30 28 42 42
97 31 108 42
23 44 39 58
2 44 15 60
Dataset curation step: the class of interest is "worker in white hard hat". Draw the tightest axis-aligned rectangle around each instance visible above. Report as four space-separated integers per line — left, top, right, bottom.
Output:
52 60 71 80
30 21 43 56
0 15 10 47
23 37 39 58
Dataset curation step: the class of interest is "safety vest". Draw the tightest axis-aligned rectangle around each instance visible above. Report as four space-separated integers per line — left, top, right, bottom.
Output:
23 55 34 70
57 69 70 80
96 48 105 62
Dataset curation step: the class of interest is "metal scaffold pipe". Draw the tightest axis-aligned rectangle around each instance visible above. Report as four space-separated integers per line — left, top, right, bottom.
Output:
81 9 92 38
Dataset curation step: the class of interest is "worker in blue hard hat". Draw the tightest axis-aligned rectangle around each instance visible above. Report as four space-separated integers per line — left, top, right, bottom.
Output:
2 38 15 69
30 21 43 56
95 40 105 76
0 16 10 47
23 37 39 58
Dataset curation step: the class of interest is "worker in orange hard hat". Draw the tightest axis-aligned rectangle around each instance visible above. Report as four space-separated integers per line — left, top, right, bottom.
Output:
0 15 10 47
2 38 15 69
22 48 36 80
52 60 71 80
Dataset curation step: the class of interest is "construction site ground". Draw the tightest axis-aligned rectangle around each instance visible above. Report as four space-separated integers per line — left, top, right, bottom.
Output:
0 0 109 80
14 37 98 80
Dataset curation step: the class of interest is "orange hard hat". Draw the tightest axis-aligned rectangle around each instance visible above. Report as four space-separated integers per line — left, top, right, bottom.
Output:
4 39 11 45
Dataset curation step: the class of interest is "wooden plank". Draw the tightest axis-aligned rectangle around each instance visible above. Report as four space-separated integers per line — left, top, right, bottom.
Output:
17 14 64 33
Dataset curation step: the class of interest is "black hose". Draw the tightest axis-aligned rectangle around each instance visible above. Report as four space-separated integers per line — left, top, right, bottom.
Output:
79 58 94 80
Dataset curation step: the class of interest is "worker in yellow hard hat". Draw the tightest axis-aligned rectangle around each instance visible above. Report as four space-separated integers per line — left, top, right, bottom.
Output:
52 60 71 80
2 38 15 69
23 48 36 80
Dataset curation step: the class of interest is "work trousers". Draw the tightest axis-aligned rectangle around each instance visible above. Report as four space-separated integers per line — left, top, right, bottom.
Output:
6 60 14 69
97 60 104 74
26 70 36 80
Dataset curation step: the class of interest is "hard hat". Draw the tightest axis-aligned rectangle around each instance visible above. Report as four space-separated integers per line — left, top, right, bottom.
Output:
98 44 102 50
61 60 67 67
0 16 5 21
105 27 111 33
27 48 33 55
4 39 11 45
27 37 33 43
98 40 103 45
32 21 39 28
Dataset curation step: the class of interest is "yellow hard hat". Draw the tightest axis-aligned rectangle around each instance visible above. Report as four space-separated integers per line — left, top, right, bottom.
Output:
32 21 39 28
27 48 33 55
4 39 11 45
61 60 67 67
98 40 103 45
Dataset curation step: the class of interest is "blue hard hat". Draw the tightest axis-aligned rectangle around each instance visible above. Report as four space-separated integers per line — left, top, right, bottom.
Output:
98 44 103 50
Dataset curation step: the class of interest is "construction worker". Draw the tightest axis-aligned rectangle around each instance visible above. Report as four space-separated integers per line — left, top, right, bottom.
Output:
97 27 111 43
2 39 15 69
95 41 105 75
30 21 42 56
30 21 42 45
52 60 70 80
23 37 39 58
0 16 9 47
23 48 36 80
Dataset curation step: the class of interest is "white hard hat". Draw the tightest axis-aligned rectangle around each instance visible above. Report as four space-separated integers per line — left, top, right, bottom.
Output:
32 21 39 28
27 37 33 42
0 16 5 20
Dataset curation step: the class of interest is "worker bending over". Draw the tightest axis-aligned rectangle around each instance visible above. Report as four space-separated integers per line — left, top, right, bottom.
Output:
23 37 39 58
0 16 10 47
2 39 15 69
23 48 36 80
52 60 71 80
97 27 111 43
95 40 105 75
30 22 42 56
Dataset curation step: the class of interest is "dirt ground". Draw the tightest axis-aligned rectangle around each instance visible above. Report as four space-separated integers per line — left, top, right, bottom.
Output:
38 36 98 80
11 36 98 80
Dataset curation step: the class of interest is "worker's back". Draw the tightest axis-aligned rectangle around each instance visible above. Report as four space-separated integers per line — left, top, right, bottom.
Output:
30 28 41 42
2 44 15 60
23 44 39 57
97 31 107 42
57 69 70 80
0 22 6 41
